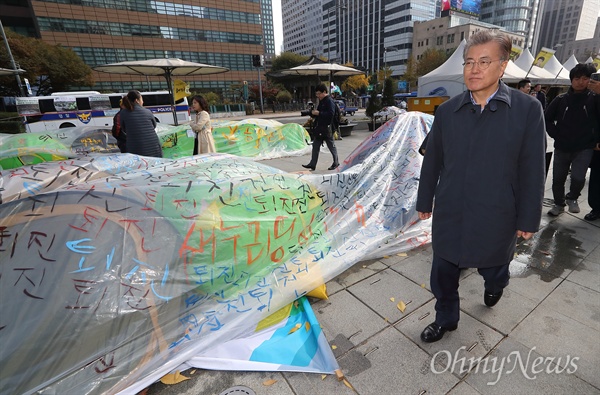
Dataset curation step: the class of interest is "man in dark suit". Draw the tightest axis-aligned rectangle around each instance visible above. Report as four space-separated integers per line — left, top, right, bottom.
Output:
416 31 546 343
302 84 339 171
533 83 546 109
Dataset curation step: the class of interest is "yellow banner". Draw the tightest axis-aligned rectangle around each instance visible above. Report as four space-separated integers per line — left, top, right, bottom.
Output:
510 45 523 62
592 57 600 71
533 48 555 68
174 80 190 101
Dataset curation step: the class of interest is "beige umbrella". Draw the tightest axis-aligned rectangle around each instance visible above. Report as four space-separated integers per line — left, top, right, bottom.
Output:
280 63 364 78
93 58 229 124
0 67 24 76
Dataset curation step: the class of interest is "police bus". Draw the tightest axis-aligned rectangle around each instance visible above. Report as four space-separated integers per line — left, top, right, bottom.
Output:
16 91 189 133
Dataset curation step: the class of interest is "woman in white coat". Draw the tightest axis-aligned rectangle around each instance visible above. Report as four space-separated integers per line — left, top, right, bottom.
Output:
190 95 216 154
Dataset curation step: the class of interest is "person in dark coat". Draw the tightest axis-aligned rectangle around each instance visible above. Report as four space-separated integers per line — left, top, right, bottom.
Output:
111 100 127 153
120 90 162 158
545 63 599 216
583 78 600 221
416 31 546 343
302 84 339 171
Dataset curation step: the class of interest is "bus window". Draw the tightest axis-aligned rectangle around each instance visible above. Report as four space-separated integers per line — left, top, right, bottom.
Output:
39 99 56 113
76 97 91 110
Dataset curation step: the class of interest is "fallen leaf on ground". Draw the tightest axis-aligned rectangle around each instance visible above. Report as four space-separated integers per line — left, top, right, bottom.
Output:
343 379 354 389
331 345 337 349
390 297 395 302
421 284 426 288
160 371 189 385
288 323 302 334
397 253 408 257
397 301 406 313
263 379 277 386
321 374 327 380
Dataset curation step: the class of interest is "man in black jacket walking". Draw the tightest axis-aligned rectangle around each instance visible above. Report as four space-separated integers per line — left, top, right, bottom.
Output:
302 84 339 171
545 63 600 216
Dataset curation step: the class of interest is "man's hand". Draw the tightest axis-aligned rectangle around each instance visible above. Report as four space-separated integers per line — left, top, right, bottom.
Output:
517 230 535 240
588 79 600 94
418 211 431 220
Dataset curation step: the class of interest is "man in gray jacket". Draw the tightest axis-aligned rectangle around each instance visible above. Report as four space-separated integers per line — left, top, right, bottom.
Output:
416 31 546 343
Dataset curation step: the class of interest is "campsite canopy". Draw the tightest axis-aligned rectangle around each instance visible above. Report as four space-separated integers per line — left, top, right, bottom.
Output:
417 39 467 97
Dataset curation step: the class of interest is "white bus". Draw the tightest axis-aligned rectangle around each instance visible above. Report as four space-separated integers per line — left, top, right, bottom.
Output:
16 91 189 133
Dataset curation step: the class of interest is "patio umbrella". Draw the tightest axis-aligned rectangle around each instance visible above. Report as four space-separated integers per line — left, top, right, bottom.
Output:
0 67 24 76
93 58 229 125
279 63 364 99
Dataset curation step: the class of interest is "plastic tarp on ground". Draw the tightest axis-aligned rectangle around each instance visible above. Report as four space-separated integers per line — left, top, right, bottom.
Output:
0 120 310 170
0 111 433 395
417 39 467 98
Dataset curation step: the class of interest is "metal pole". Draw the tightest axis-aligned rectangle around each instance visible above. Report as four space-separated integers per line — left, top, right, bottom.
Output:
257 67 264 114
0 20 25 96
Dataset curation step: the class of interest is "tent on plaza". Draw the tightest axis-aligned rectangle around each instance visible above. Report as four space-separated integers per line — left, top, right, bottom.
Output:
543 55 571 81
417 40 467 97
501 60 528 83
563 54 579 72
515 48 569 85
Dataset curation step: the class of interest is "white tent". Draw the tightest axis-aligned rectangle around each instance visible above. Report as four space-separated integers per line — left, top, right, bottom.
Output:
563 54 579 72
514 48 569 85
586 56 594 64
543 55 571 82
418 40 467 97
501 60 528 83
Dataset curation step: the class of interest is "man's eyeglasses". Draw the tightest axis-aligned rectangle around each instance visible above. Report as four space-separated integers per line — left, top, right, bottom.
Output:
463 59 504 70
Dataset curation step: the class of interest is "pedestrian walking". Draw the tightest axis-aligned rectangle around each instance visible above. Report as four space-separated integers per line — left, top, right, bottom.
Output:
416 30 546 343
583 78 600 221
302 84 339 171
545 63 599 216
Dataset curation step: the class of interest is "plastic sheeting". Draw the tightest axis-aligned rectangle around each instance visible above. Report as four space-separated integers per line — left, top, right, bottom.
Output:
0 111 433 395
0 119 310 170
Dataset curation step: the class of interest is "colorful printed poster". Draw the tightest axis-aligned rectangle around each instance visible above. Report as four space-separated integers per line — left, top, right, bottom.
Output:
533 48 555 68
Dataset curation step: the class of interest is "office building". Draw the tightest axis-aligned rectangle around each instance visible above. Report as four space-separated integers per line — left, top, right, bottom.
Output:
479 0 545 51
0 0 274 95
536 0 600 60
282 0 323 56
413 15 525 60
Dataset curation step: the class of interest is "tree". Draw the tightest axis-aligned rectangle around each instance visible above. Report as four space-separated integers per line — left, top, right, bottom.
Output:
270 51 309 72
382 77 395 106
341 74 369 94
0 28 93 96
275 90 292 103
402 55 419 91
417 48 449 77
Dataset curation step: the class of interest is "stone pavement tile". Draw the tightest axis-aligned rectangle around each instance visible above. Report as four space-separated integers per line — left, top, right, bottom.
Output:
394 300 505 379
347 268 433 324
510 307 600 388
379 243 429 267
566 258 600 292
311 290 388 358
506 264 562 303
457 273 539 335
586 244 600 264
282 371 355 395
447 381 482 394
538 279 600 330
337 327 459 395
512 221 592 279
149 369 293 395
465 337 598 394
326 258 387 296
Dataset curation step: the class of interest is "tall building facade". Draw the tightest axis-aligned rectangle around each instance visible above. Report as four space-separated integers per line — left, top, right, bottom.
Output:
0 0 274 95
281 0 323 56
536 0 600 59
479 0 545 51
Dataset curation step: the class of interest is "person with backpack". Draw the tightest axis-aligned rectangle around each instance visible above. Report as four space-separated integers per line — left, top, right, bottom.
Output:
545 63 600 216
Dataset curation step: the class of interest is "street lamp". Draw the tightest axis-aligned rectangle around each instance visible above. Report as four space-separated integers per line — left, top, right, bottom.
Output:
382 47 398 94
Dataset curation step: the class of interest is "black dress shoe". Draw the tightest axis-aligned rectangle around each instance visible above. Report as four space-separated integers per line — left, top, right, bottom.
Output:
584 210 599 221
302 164 316 171
328 163 339 170
484 289 503 307
420 322 458 343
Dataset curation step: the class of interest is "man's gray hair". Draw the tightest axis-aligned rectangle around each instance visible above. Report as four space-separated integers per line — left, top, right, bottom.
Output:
463 30 512 61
